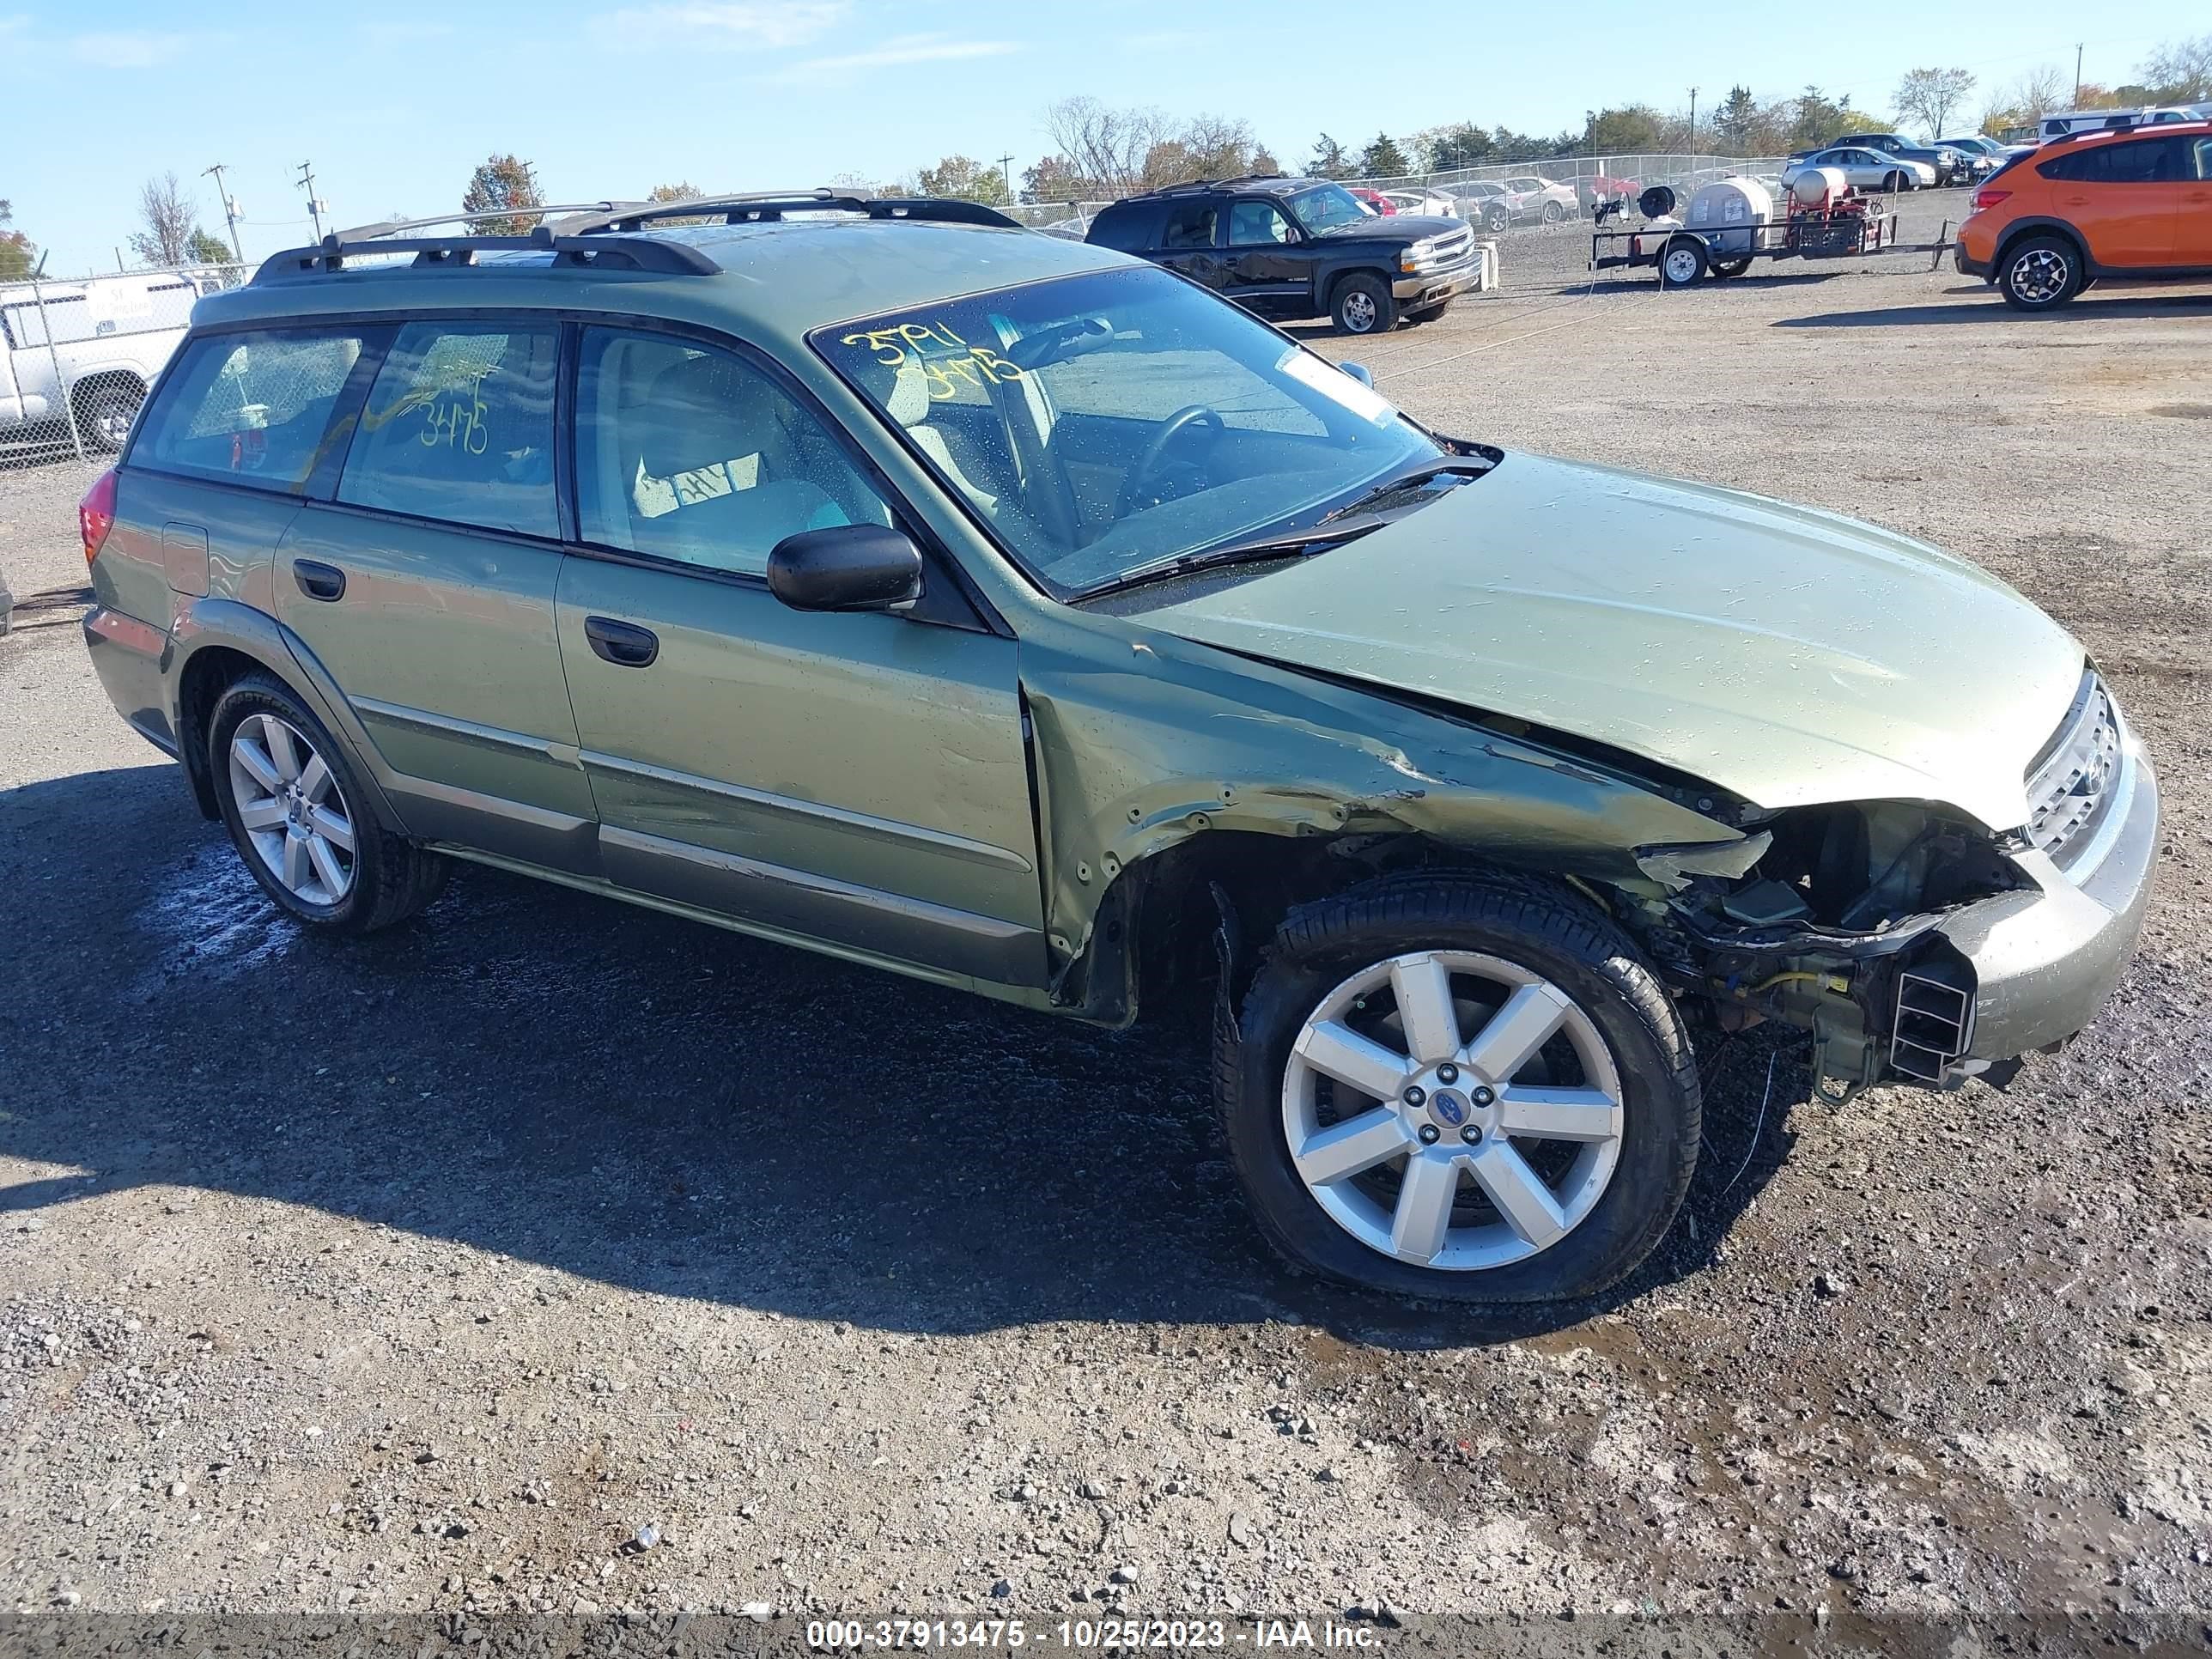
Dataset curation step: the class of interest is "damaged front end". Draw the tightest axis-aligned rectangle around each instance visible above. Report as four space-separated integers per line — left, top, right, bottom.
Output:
1628 800 2036 1098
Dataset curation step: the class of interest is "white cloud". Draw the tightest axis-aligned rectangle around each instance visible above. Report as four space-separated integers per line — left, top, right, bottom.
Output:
68 29 191 68
779 33 1018 83
607 0 848 50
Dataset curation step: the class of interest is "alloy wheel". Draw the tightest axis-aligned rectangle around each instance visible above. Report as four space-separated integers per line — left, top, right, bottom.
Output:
1280 951 1625 1271
228 712 356 904
2008 247 2069 305
1340 291 1378 331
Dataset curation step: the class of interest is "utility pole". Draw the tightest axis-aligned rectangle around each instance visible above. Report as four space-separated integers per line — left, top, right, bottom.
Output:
203 163 245 262
1687 88 1698 169
2073 44 2083 106
296 160 325 240
996 151 1017 205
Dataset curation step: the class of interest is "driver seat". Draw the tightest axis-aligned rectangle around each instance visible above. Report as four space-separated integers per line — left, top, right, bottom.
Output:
886 364 998 513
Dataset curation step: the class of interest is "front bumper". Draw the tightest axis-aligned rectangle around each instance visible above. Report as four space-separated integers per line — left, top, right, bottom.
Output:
1392 265 1474 306
1934 728 2160 1063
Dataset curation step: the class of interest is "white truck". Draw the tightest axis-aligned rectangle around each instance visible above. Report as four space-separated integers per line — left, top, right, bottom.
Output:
0 268 222 455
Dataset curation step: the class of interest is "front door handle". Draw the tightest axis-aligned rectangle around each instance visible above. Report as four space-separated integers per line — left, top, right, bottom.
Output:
292 559 346 602
583 615 659 668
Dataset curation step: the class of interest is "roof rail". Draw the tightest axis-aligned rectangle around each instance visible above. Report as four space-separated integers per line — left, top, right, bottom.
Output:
562 191 1022 234
1121 173 1296 201
334 204 642 240
250 223 719 285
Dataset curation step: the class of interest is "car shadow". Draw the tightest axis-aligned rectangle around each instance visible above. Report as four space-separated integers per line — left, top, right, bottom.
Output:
0 764 1798 1349
1778 292 2212 327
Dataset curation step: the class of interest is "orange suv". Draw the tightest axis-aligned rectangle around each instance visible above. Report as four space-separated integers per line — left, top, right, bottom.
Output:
1957 120 2212 309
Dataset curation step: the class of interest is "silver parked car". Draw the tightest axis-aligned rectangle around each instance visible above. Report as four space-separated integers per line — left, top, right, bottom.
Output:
1781 147 1937 193
1380 188 1460 219
1498 176 1580 224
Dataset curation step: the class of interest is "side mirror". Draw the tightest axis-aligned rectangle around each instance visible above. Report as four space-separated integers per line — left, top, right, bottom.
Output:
766 524 923 614
1338 362 1374 387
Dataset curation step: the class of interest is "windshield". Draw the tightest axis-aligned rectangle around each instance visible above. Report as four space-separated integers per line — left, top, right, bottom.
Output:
1287 184 1372 234
812 265 1439 600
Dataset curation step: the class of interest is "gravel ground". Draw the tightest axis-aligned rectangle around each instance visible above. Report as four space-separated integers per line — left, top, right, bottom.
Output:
3 224 2209 1637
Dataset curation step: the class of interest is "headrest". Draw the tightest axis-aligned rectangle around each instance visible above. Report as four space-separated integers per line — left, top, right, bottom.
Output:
639 350 779 478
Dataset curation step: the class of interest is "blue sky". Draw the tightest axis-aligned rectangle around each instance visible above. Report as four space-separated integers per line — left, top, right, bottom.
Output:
3 0 2194 274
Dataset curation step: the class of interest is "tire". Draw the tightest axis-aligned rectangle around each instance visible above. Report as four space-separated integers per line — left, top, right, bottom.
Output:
1658 237 1709 289
1998 234 2084 312
1711 257 1752 277
1484 204 1511 234
209 672 449 935
1218 871 1700 1304
76 380 145 455
1329 272 1396 336
1541 200 1565 224
1885 170 1908 194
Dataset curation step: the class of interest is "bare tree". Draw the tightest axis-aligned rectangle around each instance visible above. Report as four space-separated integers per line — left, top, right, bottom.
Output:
128 173 201 266
1893 67 1977 137
1997 64 2069 129
1043 97 1172 198
2139 33 2212 100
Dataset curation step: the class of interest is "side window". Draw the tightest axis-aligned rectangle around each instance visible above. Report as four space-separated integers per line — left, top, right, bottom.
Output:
1227 202 1293 246
575 328 893 578
1087 206 1155 253
1158 201 1219 250
337 322 558 537
2196 137 2212 181
131 328 365 490
2042 140 2179 184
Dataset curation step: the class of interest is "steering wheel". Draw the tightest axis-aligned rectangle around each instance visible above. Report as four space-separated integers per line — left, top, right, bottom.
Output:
1117 405 1225 515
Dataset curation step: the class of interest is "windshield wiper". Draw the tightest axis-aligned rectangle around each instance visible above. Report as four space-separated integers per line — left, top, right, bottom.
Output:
1314 459 1490 526
1073 521 1383 603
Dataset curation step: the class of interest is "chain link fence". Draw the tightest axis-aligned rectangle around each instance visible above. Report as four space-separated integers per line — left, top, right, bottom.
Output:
0 262 240 477
1005 152 1789 237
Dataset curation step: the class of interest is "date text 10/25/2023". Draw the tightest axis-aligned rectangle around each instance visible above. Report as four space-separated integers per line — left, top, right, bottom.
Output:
804 1617 1383 1650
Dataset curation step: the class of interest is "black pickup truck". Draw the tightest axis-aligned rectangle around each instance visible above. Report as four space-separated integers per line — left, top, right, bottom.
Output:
1085 175 1480 335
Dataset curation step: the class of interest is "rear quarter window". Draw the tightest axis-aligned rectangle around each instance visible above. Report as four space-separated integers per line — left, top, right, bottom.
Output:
131 328 367 491
1087 204 1159 253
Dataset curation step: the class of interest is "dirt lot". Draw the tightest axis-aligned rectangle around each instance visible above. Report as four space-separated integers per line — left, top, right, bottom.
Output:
3 211 2209 1636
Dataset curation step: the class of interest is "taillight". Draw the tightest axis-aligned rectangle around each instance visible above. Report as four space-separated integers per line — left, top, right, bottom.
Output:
1972 187 2012 211
79 466 117 568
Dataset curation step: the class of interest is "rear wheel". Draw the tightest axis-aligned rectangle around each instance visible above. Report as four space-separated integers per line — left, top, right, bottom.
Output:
76 380 145 454
1484 204 1511 234
1541 200 1565 224
1659 237 1709 289
1999 234 2083 311
210 673 449 934
1220 872 1700 1304
1330 272 1396 336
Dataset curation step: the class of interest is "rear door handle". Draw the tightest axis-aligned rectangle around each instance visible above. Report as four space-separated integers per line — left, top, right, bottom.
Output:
583 615 659 668
292 559 346 602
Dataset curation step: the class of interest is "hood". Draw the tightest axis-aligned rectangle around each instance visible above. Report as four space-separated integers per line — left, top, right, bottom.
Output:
1316 213 1461 243
1145 453 2084 831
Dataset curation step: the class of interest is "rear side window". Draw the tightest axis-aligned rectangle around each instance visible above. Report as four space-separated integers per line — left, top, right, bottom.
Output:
2039 138 2183 183
1159 200 1220 250
337 322 559 538
131 329 366 490
1086 204 1156 253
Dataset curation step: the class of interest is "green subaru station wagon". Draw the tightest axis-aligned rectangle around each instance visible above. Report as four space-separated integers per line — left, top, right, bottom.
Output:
80 191 2157 1303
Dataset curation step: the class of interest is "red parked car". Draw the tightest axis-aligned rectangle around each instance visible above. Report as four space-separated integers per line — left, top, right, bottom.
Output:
1346 187 1397 216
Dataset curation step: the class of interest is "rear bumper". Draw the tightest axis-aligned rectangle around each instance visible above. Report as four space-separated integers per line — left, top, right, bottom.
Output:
1934 730 2160 1063
82 605 179 756
1954 245 1992 277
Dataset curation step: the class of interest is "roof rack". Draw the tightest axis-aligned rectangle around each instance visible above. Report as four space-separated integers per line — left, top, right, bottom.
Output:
1121 173 1296 201
251 222 719 285
560 190 1022 234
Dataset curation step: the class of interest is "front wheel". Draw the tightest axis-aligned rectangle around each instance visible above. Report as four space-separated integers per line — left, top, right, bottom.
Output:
1885 170 1908 193
1329 272 1396 336
1541 200 1565 224
1484 204 1511 234
1220 872 1700 1303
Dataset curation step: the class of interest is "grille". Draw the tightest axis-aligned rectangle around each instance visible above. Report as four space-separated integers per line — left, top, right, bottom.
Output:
2023 674 2121 872
1410 225 1477 271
